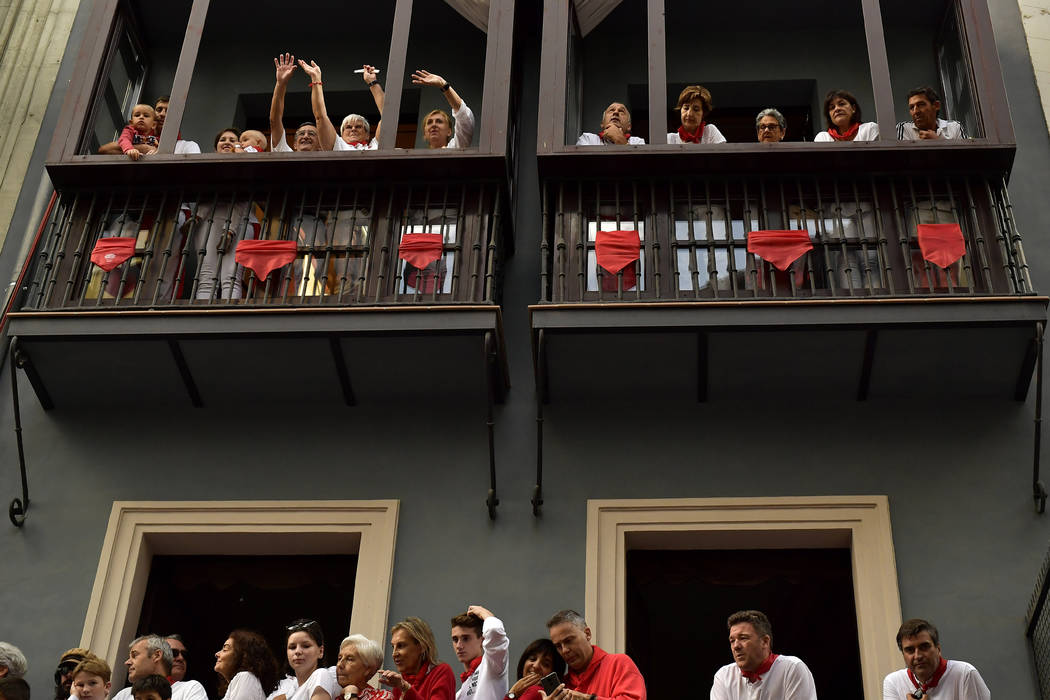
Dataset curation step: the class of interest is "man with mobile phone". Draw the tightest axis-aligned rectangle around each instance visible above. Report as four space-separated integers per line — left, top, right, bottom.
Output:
543 610 645 700
710 610 815 700
451 605 509 700
882 619 989 700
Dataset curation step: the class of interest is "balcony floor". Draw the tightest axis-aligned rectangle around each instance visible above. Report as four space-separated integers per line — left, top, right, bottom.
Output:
530 297 1048 402
7 306 509 410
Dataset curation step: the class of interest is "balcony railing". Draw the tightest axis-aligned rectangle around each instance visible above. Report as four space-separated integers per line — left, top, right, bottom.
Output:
539 172 1033 303
22 180 505 311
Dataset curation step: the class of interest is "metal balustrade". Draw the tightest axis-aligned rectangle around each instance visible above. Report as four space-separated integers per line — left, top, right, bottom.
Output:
539 173 1033 303
21 181 505 310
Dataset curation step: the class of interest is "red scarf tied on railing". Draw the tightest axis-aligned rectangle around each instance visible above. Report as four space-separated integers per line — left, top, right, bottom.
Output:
916 223 966 268
827 123 860 141
398 233 444 269
677 123 706 144
235 240 298 280
595 229 640 291
747 230 813 271
90 237 136 271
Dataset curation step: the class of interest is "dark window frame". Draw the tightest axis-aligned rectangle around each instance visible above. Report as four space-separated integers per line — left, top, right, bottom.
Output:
48 0 516 162
537 0 1015 154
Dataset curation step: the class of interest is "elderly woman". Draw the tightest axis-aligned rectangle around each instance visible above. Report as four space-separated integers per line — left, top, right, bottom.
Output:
215 630 280 700
814 89 879 141
755 108 787 142
378 618 454 700
333 635 392 700
268 620 341 700
502 640 565 700
667 85 726 144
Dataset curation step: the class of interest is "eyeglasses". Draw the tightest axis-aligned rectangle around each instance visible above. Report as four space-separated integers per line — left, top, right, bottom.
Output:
287 619 319 633
171 649 186 658
55 661 79 684
757 124 782 132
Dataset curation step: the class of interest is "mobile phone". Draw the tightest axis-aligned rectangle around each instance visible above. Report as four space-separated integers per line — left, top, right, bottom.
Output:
540 672 561 695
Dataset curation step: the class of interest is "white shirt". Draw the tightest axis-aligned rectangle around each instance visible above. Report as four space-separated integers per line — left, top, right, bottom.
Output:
576 132 646 145
814 122 880 142
114 680 209 700
334 136 378 151
271 131 294 153
222 672 266 700
710 655 816 700
666 124 727 144
456 616 509 700
175 140 201 154
445 101 475 149
896 118 965 141
266 669 340 700
883 661 989 700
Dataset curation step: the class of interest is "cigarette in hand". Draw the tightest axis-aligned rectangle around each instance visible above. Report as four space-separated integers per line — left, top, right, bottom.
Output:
354 68 380 73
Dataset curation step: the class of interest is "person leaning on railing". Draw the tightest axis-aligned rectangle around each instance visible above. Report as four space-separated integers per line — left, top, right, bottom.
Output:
378 617 455 700
98 95 201 155
577 102 645 146
299 60 384 152
332 634 393 700
895 86 965 141
413 69 474 149
814 89 878 142
666 85 726 144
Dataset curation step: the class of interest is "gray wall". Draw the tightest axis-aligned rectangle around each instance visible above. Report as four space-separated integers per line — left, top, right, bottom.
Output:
2 2 1050 700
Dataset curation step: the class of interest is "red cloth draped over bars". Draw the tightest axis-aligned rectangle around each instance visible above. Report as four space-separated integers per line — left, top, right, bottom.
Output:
90 237 136 271
235 240 297 280
398 233 444 269
595 229 640 291
747 230 813 270
917 223 966 268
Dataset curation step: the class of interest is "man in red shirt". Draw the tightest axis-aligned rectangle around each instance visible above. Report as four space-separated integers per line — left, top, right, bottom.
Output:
542 611 645 700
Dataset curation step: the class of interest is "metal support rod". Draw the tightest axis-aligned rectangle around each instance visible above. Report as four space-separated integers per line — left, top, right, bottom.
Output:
1035 321 1046 515
533 329 546 516
485 331 499 520
8 338 29 527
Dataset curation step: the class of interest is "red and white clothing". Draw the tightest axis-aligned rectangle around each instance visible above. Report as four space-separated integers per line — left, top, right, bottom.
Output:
666 124 727 144
267 668 341 700
391 663 456 700
222 671 267 700
114 680 209 700
896 118 965 141
118 125 158 153
335 137 378 151
882 660 989 700
563 646 645 700
456 617 509 700
814 122 879 142
576 132 646 146
355 688 395 700
710 654 816 700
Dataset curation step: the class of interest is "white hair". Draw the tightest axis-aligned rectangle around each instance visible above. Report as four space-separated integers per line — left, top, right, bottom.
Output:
0 643 27 678
339 634 383 671
340 114 371 137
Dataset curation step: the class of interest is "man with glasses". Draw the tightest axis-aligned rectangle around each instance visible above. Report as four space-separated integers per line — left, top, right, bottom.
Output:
270 53 321 152
112 636 207 700
756 108 787 143
164 637 187 683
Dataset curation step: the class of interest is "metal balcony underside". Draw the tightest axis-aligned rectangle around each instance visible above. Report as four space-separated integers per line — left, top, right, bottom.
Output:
530 297 1048 401
6 306 509 410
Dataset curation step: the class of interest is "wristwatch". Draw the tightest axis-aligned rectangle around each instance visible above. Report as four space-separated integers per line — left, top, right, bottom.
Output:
507 693 516 699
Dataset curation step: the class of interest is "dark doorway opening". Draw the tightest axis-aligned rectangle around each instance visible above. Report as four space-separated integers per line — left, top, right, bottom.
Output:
135 554 358 698
625 548 861 700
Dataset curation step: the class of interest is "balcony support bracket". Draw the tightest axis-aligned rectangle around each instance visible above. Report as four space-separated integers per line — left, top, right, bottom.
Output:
168 340 203 408
8 338 31 527
533 329 546 517
1034 322 1046 514
485 331 500 520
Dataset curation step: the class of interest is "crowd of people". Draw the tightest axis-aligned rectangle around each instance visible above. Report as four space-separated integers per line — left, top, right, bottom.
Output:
1 610 990 700
99 57 474 160
578 85 966 145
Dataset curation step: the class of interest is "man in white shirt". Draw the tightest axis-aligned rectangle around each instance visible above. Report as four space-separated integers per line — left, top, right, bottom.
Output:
710 610 816 700
895 87 966 141
98 97 201 155
269 53 322 152
164 636 187 683
111 636 208 700
451 605 508 700
577 102 646 146
883 619 989 700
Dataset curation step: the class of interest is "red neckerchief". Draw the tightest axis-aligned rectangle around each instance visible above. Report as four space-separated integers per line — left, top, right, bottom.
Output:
460 656 482 683
599 130 631 144
907 658 948 693
677 123 706 143
828 123 860 141
402 663 432 691
166 677 175 685
740 654 778 684
348 140 369 147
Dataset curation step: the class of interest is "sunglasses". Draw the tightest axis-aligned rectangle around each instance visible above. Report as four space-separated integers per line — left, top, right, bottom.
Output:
287 619 320 633
55 660 79 684
171 649 186 658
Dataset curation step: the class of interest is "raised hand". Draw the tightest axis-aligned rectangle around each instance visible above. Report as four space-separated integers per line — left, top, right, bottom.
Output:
274 53 298 85
411 69 445 88
299 59 322 84
362 64 378 84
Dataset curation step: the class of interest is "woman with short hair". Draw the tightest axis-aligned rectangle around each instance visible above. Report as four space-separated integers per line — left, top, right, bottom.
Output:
666 85 726 144
215 630 280 700
334 635 391 700
378 618 454 700
814 89 879 141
